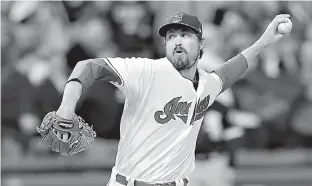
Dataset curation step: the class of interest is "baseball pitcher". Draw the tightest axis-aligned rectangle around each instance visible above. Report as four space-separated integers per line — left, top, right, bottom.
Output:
37 12 292 186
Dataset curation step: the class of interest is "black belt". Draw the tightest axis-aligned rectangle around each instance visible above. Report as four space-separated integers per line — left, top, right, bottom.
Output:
116 173 189 186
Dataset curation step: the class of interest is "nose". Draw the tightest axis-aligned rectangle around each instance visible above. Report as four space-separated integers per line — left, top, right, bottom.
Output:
174 35 182 45
175 44 182 48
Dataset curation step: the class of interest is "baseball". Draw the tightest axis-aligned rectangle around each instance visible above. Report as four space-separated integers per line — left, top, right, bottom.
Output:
278 18 292 34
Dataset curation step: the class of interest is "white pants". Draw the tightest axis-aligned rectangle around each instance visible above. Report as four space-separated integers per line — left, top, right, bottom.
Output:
106 167 188 186
188 153 236 186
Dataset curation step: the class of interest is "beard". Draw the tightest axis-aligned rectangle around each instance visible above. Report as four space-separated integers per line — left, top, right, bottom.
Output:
166 48 198 71
171 53 192 71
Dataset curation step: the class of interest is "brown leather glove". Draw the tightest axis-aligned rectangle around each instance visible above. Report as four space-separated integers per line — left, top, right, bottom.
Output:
37 111 96 156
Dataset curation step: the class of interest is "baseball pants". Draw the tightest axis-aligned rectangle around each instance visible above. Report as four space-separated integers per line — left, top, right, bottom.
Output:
106 167 188 186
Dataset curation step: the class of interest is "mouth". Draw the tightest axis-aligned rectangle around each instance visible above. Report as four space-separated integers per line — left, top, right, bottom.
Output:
174 49 185 55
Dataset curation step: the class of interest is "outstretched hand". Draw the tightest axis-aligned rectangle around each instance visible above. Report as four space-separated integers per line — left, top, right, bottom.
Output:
258 14 292 47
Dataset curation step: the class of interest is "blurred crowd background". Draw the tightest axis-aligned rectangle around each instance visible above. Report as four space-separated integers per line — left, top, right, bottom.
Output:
1 1 312 186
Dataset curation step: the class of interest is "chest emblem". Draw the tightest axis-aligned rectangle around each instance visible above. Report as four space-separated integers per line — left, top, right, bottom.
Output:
154 95 210 125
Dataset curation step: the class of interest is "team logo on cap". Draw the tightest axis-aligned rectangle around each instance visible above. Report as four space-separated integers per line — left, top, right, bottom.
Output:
171 12 183 23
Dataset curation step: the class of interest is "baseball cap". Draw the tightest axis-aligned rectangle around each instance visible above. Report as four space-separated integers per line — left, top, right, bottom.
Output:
158 12 203 37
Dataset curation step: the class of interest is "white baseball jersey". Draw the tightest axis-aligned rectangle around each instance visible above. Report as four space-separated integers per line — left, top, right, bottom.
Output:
103 57 222 182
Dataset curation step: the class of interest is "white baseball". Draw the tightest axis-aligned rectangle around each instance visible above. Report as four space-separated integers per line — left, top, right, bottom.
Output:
278 18 292 34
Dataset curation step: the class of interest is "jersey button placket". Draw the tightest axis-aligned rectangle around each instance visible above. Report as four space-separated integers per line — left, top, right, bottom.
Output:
188 93 198 126
189 79 203 126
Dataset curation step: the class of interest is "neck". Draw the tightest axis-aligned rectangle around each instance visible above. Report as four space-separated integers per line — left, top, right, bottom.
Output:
179 62 198 82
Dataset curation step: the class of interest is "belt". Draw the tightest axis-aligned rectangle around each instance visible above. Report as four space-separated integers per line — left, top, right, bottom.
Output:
116 173 189 186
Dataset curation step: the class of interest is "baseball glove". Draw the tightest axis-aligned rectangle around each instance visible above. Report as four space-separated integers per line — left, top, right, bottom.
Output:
37 111 96 156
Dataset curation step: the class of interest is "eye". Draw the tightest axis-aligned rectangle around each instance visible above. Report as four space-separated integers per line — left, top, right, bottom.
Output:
182 33 189 37
168 34 175 39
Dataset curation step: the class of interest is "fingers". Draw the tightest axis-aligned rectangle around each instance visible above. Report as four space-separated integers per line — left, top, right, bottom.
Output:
272 14 291 26
273 33 284 42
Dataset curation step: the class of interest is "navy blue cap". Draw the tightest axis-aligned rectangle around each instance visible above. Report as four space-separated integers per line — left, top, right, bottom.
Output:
158 12 203 37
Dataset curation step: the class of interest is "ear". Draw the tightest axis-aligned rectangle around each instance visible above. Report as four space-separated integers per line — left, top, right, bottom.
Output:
199 38 204 50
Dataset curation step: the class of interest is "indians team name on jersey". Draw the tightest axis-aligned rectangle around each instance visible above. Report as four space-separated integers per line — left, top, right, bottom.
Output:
103 57 222 182
154 95 211 125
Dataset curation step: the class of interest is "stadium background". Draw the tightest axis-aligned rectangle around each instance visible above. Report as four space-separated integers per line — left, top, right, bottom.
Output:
1 1 312 186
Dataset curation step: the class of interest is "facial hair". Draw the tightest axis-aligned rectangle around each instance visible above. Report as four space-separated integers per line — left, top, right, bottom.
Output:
166 46 199 71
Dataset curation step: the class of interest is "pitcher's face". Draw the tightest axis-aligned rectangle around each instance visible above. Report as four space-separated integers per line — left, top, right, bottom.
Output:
165 26 202 71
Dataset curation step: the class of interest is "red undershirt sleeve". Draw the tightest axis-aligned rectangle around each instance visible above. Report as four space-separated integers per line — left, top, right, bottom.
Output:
212 54 248 94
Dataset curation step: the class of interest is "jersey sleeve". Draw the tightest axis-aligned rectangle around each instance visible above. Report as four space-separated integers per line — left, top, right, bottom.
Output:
211 72 223 96
102 57 148 100
205 72 223 105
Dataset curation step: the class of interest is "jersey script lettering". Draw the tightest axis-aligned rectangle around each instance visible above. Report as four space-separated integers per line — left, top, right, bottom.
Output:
154 95 210 125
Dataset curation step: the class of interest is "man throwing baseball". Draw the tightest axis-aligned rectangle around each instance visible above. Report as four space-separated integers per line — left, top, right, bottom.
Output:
37 12 292 186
